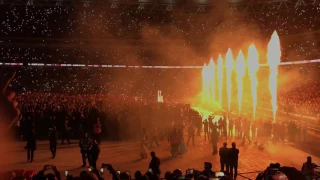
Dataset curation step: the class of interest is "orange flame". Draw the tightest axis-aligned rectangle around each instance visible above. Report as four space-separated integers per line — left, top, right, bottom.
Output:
217 54 223 105
267 31 281 122
247 44 259 120
202 63 208 103
202 59 216 105
235 50 245 115
208 58 216 105
225 49 234 112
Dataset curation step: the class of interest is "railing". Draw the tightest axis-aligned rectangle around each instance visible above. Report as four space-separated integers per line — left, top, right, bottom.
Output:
237 171 262 180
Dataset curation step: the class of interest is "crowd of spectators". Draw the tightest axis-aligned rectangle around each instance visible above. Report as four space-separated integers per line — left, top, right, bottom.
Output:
1 3 320 180
0 5 320 65
15 91 190 140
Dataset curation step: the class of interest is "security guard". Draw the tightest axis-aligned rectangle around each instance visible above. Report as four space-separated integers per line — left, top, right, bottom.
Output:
79 133 92 167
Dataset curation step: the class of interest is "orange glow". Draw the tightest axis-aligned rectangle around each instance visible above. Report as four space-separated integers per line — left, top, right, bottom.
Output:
247 44 259 120
202 59 216 105
217 54 223 105
267 31 281 122
208 59 216 106
235 50 245 115
196 31 281 122
225 48 234 112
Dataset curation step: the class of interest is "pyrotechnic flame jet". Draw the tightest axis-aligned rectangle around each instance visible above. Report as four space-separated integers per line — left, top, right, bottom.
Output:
202 63 208 103
217 54 223 106
247 44 259 120
225 48 234 112
235 50 245 115
208 58 216 106
267 31 281 122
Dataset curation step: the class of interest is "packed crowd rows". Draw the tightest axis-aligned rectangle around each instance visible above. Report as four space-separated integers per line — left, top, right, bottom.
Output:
2 162 308 180
1 39 320 65
14 88 318 142
2 63 319 120
1 6 319 38
16 92 187 139
0 6 320 65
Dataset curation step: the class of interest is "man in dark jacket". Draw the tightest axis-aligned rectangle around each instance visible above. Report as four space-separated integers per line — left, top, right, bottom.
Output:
219 142 229 172
203 120 209 140
79 133 92 167
149 151 161 175
49 126 58 159
26 129 36 162
187 124 195 146
229 142 239 179
89 140 100 170
211 128 219 154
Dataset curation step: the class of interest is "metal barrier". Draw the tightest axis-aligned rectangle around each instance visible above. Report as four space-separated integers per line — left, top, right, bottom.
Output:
237 171 262 180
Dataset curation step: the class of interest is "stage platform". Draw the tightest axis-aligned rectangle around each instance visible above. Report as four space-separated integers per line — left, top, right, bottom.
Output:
1 135 319 180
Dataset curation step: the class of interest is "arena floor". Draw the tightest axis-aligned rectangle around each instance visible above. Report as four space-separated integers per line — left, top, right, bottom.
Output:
2 135 320 180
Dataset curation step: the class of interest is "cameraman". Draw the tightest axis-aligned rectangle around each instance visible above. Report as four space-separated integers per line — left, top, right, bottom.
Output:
256 163 307 180
301 156 318 177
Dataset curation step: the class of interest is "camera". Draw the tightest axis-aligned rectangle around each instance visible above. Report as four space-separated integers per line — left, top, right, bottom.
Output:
186 169 193 175
101 163 111 169
265 168 280 180
215 172 225 177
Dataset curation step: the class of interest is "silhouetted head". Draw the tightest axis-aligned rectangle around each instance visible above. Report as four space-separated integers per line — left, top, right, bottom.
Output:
164 171 172 180
307 156 312 163
173 169 182 178
150 151 156 158
223 142 227 147
232 142 236 148
119 172 131 180
204 162 212 170
134 171 142 179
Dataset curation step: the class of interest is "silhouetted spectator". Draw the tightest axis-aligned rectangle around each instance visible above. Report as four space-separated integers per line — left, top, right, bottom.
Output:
219 142 229 172
149 151 161 175
229 142 239 179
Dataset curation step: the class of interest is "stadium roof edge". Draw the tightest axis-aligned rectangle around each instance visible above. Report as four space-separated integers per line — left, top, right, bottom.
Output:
0 0 318 13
